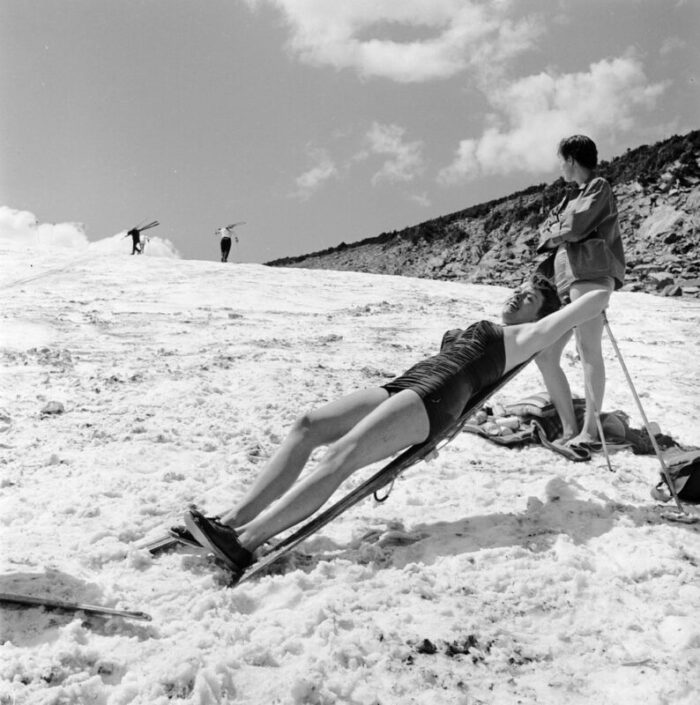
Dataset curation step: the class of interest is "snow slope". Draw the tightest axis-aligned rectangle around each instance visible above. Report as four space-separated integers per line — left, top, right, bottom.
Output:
1 245 699 705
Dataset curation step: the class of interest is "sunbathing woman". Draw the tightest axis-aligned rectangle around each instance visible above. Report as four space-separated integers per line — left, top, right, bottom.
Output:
185 277 611 575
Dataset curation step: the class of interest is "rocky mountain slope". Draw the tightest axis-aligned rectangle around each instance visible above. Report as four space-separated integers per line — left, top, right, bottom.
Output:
268 131 700 297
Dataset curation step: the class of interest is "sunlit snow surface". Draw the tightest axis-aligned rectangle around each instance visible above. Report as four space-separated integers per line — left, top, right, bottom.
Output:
1 243 699 705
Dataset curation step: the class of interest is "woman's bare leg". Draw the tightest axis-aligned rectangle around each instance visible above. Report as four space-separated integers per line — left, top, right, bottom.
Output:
221 387 390 527
535 329 577 440
236 389 430 552
567 279 613 445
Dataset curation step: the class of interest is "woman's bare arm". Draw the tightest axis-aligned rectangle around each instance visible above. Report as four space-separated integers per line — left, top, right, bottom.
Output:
503 289 610 369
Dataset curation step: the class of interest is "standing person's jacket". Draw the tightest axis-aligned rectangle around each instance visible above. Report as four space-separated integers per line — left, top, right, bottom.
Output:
537 177 625 294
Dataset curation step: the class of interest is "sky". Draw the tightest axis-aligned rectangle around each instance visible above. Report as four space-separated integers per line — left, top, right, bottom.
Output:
1 0 698 263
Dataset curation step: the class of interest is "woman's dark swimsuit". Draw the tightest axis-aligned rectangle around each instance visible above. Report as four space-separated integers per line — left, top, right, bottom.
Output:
382 320 506 440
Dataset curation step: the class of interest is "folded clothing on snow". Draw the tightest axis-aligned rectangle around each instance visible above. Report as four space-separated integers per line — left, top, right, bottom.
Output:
464 391 684 456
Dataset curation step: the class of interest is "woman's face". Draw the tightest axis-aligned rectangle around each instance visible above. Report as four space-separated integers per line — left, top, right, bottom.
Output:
501 285 545 325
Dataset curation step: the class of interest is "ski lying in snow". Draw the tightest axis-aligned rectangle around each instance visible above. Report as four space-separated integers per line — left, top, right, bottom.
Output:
139 526 202 555
140 532 179 554
0 592 152 621
236 361 531 585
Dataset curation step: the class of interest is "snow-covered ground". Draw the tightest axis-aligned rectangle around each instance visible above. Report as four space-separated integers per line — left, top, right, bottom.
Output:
1 242 699 705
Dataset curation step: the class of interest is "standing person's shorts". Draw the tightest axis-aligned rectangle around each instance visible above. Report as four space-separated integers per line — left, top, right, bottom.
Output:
554 247 574 302
554 243 619 303
555 247 614 304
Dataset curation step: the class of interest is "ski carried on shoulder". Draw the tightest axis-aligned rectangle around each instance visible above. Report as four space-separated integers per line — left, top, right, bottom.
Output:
236 360 531 585
0 592 151 621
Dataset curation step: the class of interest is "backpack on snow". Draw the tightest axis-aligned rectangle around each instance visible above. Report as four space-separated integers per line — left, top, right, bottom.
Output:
651 449 700 504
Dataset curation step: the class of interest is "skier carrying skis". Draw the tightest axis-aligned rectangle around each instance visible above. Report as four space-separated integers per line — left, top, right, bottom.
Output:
185 276 611 576
125 220 159 255
127 227 142 255
217 222 245 262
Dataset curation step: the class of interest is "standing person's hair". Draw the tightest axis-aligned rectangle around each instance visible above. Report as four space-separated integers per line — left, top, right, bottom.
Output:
558 135 598 170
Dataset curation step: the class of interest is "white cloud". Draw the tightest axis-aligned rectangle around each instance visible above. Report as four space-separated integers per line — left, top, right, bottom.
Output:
293 123 423 193
0 206 38 233
409 192 432 207
0 205 88 249
439 55 667 182
292 149 338 200
365 122 424 185
245 0 540 82
660 36 686 56
0 206 180 258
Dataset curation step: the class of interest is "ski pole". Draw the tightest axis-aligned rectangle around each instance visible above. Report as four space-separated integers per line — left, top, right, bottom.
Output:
0 592 151 621
602 312 685 513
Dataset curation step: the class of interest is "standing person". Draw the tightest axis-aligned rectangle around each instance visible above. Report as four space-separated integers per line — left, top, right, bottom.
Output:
124 220 159 255
127 227 142 255
183 278 610 576
217 222 245 262
535 135 625 449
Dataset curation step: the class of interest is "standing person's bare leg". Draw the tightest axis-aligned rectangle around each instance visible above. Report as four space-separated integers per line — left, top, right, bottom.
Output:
221 387 390 527
566 279 612 446
535 329 578 441
571 314 606 443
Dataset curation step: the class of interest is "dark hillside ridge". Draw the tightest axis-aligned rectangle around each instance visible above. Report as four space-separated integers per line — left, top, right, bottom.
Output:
267 131 700 297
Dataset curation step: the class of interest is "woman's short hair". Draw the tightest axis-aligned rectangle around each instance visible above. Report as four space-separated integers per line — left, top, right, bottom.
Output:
530 273 561 319
558 135 598 170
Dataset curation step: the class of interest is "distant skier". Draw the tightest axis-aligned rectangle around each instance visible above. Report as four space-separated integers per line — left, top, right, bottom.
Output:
124 220 159 255
127 227 142 255
217 222 245 262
